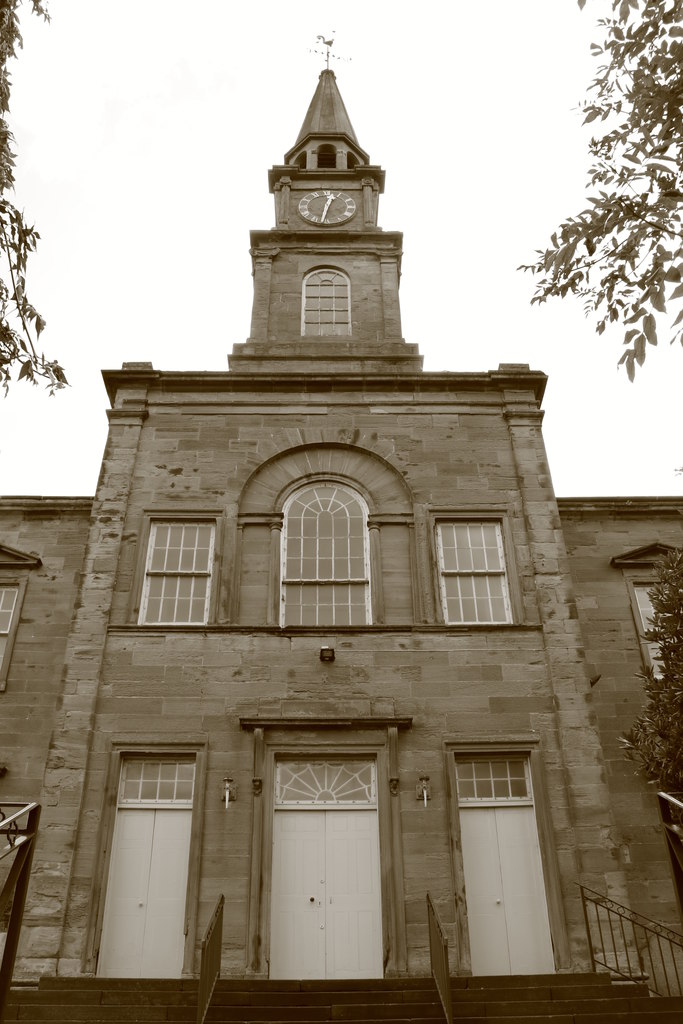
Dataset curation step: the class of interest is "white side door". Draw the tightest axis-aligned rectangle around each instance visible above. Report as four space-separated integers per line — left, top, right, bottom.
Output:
456 758 554 976
98 759 194 978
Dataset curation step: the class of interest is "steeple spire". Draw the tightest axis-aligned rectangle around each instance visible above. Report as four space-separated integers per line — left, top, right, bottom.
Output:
295 69 359 145
284 70 369 168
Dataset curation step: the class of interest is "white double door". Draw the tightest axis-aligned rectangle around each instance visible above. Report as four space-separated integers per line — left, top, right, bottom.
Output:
270 808 382 979
460 804 554 975
98 807 191 977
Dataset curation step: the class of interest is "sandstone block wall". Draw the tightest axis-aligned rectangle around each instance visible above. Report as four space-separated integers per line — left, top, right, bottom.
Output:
0 498 91 800
29 367 617 977
559 498 683 928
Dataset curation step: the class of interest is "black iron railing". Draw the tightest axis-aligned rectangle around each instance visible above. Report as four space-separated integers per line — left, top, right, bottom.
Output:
658 792 683 924
579 883 683 997
0 802 41 1015
426 893 452 1024
196 893 224 1024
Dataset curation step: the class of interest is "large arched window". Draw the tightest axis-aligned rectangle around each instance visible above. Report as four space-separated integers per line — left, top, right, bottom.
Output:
281 483 370 626
302 269 351 337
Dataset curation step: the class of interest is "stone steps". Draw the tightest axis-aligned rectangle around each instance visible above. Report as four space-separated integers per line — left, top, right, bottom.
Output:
4 973 683 1024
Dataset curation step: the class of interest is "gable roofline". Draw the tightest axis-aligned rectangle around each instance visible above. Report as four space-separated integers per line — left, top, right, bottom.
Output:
611 542 680 568
0 543 42 569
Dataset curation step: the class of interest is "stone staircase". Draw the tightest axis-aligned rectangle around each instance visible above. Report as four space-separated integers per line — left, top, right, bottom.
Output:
4 973 683 1024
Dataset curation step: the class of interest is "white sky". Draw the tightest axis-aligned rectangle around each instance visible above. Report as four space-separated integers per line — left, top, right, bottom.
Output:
0 0 680 498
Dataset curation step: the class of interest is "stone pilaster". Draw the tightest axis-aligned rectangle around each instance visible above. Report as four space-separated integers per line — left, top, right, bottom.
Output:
504 397 628 957
20 399 148 977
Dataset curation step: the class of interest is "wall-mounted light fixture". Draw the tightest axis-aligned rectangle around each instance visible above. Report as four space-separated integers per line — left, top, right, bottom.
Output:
222 776 237 808
416 775 431 807
320 646 335 662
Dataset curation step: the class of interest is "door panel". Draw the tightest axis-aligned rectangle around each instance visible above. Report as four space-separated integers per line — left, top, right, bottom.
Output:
495 807 554 974
138 810 192 976
326 810 382 978
270 811 326 979
99 810 154 976
270 809 382 979
458 807 510 973
460 805 553 975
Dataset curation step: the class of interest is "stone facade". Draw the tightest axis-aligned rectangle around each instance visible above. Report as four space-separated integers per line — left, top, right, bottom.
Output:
558 498 683 929
1 70 681 983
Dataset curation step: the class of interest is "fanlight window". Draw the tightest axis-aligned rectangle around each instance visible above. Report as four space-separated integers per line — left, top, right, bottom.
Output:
302 269 351 337
281 484 370 626
275 761 376 806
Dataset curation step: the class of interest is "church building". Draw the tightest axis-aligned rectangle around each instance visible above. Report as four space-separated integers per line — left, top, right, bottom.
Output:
1 69 682 986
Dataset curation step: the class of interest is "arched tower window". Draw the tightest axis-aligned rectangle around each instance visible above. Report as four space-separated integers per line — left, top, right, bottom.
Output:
281 483 370 626
302 269 351 337
316 145 337 168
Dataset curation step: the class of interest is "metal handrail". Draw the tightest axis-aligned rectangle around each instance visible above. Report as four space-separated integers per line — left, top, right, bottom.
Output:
579 883 683 997
657 791 683 927
196 893 224 1024
659 793 683 813
426 893 452 1024
0 802 41 1017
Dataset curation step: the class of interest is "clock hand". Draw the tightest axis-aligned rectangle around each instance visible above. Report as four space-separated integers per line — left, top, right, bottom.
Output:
320 195 334 222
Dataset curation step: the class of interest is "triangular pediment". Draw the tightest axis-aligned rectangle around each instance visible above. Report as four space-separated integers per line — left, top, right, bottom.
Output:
611 542 678 568
0 543 42 569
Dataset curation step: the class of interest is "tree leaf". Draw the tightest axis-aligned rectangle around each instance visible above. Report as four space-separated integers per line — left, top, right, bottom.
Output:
634 334 646 364
521 0 683 379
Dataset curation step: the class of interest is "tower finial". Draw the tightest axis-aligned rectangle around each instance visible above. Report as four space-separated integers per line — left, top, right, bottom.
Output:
315 33 335 70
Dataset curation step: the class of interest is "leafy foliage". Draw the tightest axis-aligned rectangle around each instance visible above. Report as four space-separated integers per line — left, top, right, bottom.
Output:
621 549 683 791
520 0 683 380
0 0 66 394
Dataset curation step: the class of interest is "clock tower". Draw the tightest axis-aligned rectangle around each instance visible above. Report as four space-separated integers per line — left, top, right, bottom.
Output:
229 69 422 373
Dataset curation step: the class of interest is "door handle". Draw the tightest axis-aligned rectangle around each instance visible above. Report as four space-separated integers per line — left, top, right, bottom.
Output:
309 896 315 903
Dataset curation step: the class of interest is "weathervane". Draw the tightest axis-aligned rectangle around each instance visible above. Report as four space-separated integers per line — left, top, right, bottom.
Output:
310 33 351 69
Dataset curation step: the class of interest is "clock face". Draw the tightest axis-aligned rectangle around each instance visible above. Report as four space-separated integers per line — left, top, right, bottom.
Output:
298 190 356 225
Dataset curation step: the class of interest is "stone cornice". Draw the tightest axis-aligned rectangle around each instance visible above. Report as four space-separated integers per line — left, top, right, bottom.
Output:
239 716 412 731
267 164 385 192
249 228 402 253
558 496 683 515
102 367 548 405
0 496 93 512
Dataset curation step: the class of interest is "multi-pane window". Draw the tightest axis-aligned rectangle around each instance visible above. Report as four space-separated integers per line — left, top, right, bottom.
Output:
302 269 351 337
282 484 370 626
140 522 214 625
0 585 19 670
455 758 531 803
633 583 662 676
118 759 196 807
437 521 511 624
